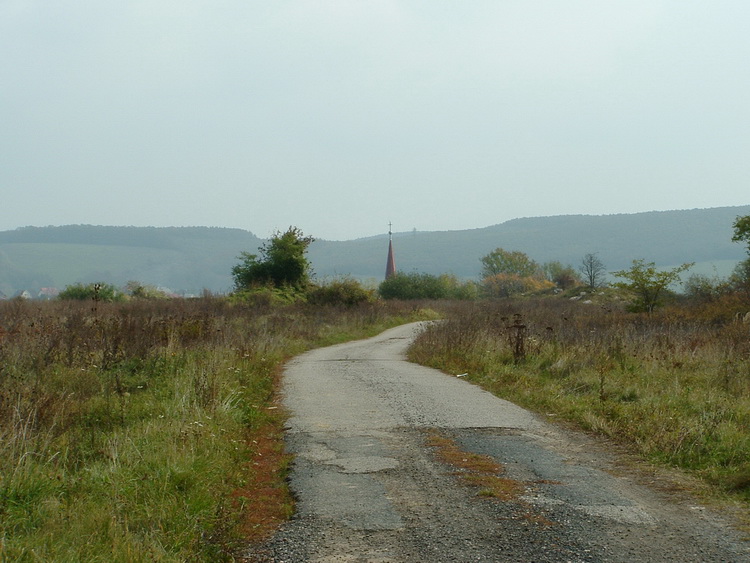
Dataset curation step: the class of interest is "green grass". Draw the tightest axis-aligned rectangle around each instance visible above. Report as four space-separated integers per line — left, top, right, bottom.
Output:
1 345 267 560
0 298 433 560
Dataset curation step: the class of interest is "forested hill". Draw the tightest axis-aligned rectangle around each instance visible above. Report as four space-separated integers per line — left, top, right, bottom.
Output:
0 226 262 295
1 205 749 295
0 225 256 248
309 205 750 281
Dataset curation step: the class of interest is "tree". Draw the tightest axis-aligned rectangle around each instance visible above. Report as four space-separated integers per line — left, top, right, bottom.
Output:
542 261 581 290
579 253 606 289
612 259 693 313
732 215 750 253
232 227 314 290
480 248 540 279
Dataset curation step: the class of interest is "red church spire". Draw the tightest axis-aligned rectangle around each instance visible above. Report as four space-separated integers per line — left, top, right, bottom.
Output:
385 222 396 279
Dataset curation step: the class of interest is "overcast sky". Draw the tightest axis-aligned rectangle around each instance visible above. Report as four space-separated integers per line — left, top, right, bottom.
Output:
2 1 749 240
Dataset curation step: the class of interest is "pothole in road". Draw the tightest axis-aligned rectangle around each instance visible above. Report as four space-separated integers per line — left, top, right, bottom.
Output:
324 456 400 474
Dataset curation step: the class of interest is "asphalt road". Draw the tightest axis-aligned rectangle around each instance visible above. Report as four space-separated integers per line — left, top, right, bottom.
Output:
251 322 749 562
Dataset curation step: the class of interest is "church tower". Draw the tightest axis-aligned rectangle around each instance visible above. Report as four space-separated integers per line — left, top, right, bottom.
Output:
385 222 396 279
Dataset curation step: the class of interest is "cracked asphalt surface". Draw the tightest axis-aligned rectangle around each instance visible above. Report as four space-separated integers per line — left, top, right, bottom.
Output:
249 322 749 562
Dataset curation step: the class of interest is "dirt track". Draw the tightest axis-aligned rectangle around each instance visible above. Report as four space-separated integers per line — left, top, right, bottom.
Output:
250 322 749 562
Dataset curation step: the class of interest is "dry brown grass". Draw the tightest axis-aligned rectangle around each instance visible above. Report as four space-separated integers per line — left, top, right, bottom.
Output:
425 430 557 527
0 296 430 560
426 431 524 501
411 295 750 504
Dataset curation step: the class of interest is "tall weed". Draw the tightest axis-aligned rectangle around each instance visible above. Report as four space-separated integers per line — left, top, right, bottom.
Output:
409 298 750 501
0 297 426 560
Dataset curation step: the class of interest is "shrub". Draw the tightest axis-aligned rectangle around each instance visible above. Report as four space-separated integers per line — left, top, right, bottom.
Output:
543 261 582 290
58 282 124 302
612 259 693 313
378 272 477 300
683 273 731 304
439 274 479 300
730 258 750 297
481 273 554 298
307 278 375 306
379 272 445 300
125 280 172 299
228 285 305 306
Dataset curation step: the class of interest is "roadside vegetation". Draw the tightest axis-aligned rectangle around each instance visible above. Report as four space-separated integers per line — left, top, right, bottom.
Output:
409 292 750 502
0 297 431 561
378 272 478 300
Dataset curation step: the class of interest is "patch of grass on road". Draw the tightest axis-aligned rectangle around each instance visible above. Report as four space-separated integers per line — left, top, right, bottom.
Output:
426 431 523 502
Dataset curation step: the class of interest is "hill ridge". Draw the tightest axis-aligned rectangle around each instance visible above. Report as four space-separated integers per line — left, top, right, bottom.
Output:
1 205 748 294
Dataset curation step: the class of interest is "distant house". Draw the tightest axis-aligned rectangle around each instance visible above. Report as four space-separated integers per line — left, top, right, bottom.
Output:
14 290 32 300
38 287 60 300
0 290 7 300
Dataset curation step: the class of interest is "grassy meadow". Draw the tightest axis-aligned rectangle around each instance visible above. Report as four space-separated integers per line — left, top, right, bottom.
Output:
3 288 750 560
0 297 432 561
409 296 750 504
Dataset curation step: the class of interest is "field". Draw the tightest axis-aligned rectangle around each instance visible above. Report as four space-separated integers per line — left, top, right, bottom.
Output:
0 297 432 561
3 291 750 560
409 296 750 504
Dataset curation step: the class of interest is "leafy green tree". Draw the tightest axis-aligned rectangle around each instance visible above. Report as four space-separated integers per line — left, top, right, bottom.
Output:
612 259 693 313
480 248 540 279
732 215 750 253
232 227 314 291
58 282 124 302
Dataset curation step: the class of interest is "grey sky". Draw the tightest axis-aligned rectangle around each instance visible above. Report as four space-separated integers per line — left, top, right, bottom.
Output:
2 1 749 241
